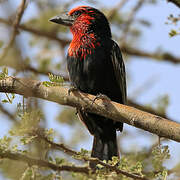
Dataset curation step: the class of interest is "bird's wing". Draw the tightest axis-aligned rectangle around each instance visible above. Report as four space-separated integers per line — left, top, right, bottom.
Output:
111 40 127 104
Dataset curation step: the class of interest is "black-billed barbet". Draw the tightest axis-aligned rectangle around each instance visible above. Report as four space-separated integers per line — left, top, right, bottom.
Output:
50 6 127 164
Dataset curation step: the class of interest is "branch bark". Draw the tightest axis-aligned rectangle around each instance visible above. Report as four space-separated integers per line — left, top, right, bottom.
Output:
0 76 180 142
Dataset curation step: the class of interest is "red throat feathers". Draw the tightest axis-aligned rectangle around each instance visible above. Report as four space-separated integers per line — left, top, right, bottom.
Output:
68 7 100 59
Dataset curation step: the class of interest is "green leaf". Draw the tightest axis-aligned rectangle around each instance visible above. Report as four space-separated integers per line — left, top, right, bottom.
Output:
1 99 9 103
169 29 178 37
2 67 8 75
43 73 64 87
0 67 8 80
48 73 64 84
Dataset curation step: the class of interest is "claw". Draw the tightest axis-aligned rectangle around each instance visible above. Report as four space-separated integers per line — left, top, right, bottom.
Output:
68 87 78 95
92 93 111 105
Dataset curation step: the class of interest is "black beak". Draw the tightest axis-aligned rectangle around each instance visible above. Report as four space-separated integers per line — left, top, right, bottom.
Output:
49 15 74 26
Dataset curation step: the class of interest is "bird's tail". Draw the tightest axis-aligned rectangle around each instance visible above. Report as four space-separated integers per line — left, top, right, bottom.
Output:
90 127 118 168
77 110 119 168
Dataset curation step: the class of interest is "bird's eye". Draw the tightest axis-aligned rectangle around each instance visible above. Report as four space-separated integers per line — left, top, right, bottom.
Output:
73 10 81 17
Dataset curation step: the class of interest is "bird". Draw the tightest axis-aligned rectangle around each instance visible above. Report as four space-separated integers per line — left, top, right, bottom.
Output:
50 6 127 166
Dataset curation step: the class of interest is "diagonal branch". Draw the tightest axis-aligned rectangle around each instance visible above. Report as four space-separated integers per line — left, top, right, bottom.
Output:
107 0 129 20
0 76 180 142
0 103 18 122
0 0 26 61
35 129 79 156
127 100 168 119
121 0 144 44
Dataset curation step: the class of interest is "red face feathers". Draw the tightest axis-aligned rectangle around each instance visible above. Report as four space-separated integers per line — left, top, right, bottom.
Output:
50 6 111 59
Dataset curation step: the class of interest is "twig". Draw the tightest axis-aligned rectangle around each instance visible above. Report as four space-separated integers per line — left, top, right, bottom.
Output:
0 150 89 174
0 17 69 47
107 0 129 20
121 45 180 64
0 103 18 122
0 148 149 179
0 0 26 61
35 129 78 156
35 130 148 180
88 157 149 180
24 65 69 81
121 0 144 44
0 76 180 142
0 18 180 64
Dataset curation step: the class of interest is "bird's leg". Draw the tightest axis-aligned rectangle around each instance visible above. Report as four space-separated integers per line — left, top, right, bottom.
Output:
68 86 78 95
92 93 111 104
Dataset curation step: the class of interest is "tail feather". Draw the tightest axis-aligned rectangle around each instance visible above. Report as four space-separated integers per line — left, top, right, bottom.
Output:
90 128 118 168
77 110 119 168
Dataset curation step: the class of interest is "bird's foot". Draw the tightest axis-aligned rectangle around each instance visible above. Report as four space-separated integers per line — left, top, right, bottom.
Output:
92 93 111 105
68 87 78 95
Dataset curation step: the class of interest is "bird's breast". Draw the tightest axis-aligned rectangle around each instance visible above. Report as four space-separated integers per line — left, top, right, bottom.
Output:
67 44 112 94
68 33 100 60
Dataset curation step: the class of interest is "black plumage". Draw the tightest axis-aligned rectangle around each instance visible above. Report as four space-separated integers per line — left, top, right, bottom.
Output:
50 6 127 164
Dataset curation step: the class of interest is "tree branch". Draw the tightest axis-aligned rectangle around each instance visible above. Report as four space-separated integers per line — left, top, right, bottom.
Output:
121 45 180 64
0 18 180 64
0 0 26 61
0 103 17 122
0 150 89 174
107 0 129 20
0 18 68 47
34 129 148 180
121 0 144 44
127 100 168 120
0 76 180 142
35 129 79 156
0 148 148 180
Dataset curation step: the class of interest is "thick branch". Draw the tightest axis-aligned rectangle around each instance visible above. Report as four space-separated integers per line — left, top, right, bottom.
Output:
0 76 180 142
127 100 168 119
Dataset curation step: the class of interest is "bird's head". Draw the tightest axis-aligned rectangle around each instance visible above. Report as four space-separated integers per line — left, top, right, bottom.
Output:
50 6 111 38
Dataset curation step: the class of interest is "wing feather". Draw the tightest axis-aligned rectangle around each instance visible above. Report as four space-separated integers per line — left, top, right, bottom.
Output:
111 40 127 104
